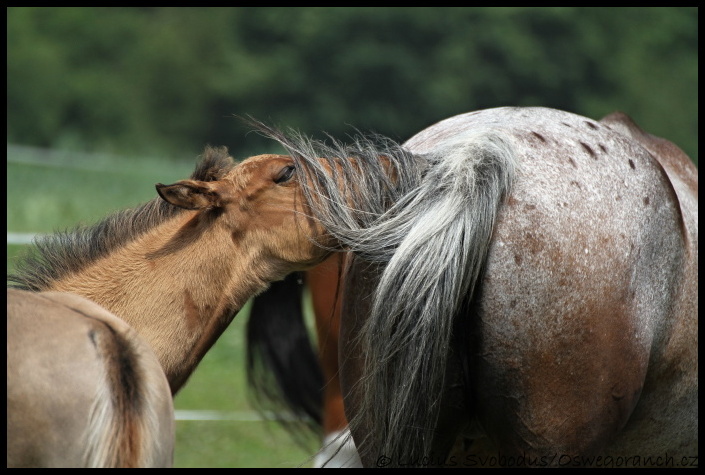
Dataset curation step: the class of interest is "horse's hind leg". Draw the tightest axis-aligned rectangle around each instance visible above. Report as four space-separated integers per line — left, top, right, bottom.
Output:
310 254 363 467
470 287 651 466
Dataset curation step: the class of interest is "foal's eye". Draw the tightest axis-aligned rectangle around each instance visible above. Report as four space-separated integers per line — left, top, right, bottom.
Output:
274 165 296 184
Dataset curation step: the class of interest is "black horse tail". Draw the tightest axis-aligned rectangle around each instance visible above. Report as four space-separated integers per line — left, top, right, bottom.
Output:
245 271 324 448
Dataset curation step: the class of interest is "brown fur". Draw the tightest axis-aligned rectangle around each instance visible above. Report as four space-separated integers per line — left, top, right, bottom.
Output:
9 146 332 393
7 146 334 467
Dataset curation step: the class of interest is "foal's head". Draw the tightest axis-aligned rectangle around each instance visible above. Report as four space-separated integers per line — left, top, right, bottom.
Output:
157 149 333 271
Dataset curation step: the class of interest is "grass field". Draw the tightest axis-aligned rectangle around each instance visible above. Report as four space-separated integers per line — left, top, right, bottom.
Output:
7 145 320 467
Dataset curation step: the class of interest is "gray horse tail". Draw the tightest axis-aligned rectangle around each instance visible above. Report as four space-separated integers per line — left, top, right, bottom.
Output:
360 130 517 464
249 119 516 465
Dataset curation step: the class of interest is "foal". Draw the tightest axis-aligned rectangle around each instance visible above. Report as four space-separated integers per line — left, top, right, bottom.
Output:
7 146 333 467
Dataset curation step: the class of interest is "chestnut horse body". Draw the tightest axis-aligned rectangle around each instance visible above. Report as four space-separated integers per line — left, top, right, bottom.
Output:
248 107 697 467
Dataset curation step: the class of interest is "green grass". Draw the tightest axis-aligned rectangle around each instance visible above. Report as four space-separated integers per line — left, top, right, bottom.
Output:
7 146 320 467
171 305 317 468
7 147 195 232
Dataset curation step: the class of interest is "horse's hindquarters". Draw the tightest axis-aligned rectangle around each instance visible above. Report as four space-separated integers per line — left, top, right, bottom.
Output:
467 110 697 461
8 291 103 467
342 107 697 466
7 289 175 468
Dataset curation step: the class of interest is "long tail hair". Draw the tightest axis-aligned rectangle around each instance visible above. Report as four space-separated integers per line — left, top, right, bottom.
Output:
245 272 324 449
250 119 517 465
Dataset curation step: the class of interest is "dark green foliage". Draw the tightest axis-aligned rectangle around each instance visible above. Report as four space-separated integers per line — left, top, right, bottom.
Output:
7 7 698 164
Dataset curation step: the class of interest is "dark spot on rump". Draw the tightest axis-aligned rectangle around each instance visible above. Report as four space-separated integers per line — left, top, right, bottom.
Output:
509 299 517 309
628 159 635 169
531 131 547 142
570 180 582 189
615 195 622 201
507 196 519 207
599 144 607 153
585 121 598 129
568 157 578 168
525 232 545 254
643 197 650 206
580 142 597 159
561 122 572 128
524 204 536 211
514 254 523 266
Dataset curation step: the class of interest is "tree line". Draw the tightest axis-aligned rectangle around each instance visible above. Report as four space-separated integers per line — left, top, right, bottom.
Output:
7 7 698 164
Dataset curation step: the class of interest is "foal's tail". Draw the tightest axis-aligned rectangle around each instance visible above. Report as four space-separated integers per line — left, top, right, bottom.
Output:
251 120 517 465
245 272 324 447
83 315 174 467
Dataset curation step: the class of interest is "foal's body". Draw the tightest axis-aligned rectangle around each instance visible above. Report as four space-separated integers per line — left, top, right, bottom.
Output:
7 147 331 467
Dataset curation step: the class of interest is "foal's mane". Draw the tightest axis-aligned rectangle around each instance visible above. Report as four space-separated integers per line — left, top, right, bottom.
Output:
7 146 235 292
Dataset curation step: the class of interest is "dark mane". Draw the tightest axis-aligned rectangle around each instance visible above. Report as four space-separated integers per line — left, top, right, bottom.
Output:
7 145 235 292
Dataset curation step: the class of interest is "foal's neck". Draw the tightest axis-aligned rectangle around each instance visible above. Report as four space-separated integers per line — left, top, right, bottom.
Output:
49 212 283 394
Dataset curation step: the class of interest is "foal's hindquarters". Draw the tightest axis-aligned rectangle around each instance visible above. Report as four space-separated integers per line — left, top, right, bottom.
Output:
7 289 175 468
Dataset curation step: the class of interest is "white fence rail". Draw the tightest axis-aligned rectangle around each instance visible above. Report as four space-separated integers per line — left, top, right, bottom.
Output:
7 233 42 245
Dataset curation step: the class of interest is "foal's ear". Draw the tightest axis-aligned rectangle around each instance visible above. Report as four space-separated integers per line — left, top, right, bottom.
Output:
156 180 223 210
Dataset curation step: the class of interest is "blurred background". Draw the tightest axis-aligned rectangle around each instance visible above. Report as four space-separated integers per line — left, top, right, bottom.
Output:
8 7 698 163
7 7 698 468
